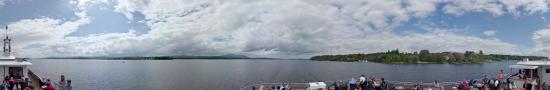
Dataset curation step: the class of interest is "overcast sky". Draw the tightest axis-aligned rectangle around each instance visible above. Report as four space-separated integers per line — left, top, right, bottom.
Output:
1 0 550 58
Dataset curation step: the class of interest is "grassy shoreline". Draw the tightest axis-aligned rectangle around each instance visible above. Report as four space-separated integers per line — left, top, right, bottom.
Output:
310 49 547 64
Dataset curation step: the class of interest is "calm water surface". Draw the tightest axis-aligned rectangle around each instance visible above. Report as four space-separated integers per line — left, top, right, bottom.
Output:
28 59 517 90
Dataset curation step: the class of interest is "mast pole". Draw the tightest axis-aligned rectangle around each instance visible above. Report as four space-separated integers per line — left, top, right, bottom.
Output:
5 26 8 53
3 26 10 55
3 26 6 54
7 26 10 53
4 26 6 39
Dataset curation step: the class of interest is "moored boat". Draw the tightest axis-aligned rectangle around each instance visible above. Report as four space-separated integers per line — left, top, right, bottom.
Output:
508 58 550 90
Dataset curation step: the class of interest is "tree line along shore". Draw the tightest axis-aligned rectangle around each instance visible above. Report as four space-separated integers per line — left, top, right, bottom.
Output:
310 49 548 64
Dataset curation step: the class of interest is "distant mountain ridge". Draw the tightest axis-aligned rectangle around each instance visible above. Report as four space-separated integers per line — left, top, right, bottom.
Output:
43 54 276 60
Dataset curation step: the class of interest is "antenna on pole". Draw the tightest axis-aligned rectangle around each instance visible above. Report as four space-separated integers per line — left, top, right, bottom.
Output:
6 26 9 53
3 25 10 55
4 26 7 38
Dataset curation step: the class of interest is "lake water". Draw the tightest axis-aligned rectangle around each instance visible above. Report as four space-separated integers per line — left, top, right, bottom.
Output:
28 59 517 90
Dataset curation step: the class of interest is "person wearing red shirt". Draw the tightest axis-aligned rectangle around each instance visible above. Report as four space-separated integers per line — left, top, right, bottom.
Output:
498 70 505 81
44 79 56 90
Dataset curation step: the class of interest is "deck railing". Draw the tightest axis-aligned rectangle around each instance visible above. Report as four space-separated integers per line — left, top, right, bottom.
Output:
27 69 44 90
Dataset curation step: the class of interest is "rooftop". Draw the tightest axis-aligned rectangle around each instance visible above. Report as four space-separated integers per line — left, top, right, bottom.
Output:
517 60 550 66
0 60 31 66
0 55 16 60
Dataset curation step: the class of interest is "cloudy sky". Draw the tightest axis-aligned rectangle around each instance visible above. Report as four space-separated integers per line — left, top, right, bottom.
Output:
1 0 550 58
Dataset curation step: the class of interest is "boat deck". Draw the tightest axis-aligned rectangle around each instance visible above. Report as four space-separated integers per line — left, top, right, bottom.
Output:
28 69 43 90
240 80 456 90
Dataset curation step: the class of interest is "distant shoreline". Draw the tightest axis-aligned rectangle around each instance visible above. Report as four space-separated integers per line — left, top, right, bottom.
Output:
310 49 548 64
40 54 301 60
39 58 295 60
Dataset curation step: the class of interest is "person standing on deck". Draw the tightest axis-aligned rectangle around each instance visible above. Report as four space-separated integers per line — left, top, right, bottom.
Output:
508 78 516 90
44 79 56 90
339 80 346 90
360 75 366 83
333 81 340 90
3 75 8 90
462 80 469 90
531 79 537 90
523 79 533 90
433 80 440 90
416 80 423 90
498 70 505 81
8 76 15 90
14 74 20 90
19 77 28 90
349 78 357 90
380 78 387 90
284 81 290 90
497 79 502 90
360 75 366 90
57 75 67 90
498 70 505 90
373 77 381 90
542 82 549 90
489 79 495 90
367 77 374 89
259 84 265 90
65 80 72 90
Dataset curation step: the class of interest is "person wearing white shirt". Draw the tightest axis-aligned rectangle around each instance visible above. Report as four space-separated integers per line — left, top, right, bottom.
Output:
359 75 366 83
359 75 367 89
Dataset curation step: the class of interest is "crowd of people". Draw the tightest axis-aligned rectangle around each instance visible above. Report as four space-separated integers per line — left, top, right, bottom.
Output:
253 81 292 90
1 72 29 90
250 69 550 90
452 69 550 90
42 74 72 90
329 70 550 90
328 75 388 90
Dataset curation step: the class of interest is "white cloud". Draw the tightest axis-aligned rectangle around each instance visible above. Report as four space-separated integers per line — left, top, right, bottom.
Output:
530 29 550 57
443 0 550 16
114 0 148 20
27 0 516 58
1 0 105 57
405 0 442 17
443 0 504 16
483 30 496 36
500 0 549 15
71 0 109 10
0 0 5 7
4 11 91 57
6 0 550 58
40 30 145 57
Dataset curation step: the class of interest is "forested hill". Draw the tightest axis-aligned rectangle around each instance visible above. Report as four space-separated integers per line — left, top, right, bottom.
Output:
310 50 548 64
